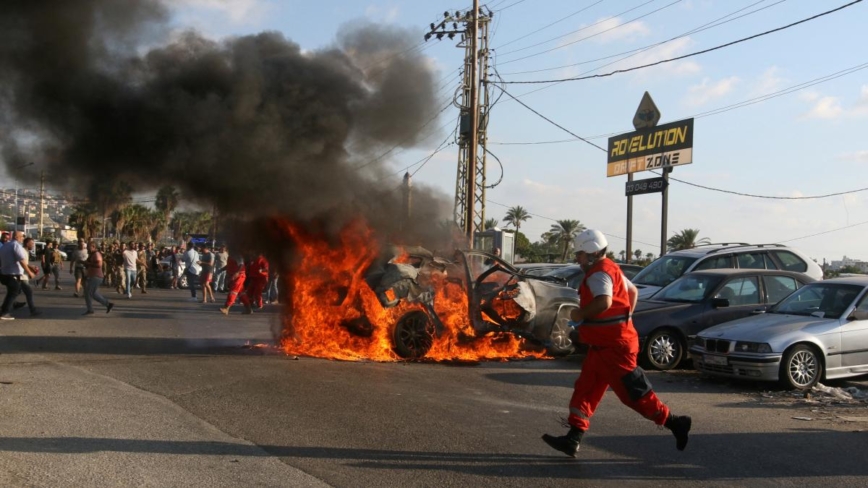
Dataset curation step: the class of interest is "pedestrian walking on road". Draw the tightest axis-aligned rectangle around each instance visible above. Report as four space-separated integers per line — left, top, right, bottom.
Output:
542 229 692 458
122 242 138 299
69 239 88 297
18 238 40 317
213 245 228 293
182 242 201 301
0 231 37 320
198 244 215 303
83 242 114 315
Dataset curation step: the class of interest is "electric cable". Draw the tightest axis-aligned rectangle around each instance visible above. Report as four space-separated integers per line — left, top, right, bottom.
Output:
493 0 608 50
498 0 863 84
500 0 783 76
489 60 868 145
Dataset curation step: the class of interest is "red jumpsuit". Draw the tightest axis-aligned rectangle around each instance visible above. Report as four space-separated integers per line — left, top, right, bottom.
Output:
223 257 250 309
245 255 269 309
568 258 670 431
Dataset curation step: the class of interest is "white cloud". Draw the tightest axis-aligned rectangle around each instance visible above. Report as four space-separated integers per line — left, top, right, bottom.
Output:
617 37 702 81
683 76 739 107
566 17 651 45
750 66 787 97
802 95 843 119
800 85 868 120
838 151 868 163
169 0 268 23
365 4 400 23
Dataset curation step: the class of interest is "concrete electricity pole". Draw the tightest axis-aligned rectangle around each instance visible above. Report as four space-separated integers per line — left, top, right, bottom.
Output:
39 170 45 237
425 2 492 244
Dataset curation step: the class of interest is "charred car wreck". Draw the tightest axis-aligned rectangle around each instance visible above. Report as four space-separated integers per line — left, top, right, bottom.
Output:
364 248 580 359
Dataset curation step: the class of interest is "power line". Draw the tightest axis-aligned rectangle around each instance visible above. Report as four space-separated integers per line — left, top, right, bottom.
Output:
487 198 659 247
495 86 607 151
493 0 608 50
489 60 868 145
499 0 683 66
496 0 530 12
494 83 868 201
497 0 660 57
780 219 868 243
500 0 783 76
498 0 863 84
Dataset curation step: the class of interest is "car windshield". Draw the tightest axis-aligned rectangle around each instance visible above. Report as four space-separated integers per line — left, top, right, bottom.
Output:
544 266 582 279
632 256 698 287
652 274 722 302
769 283 864 319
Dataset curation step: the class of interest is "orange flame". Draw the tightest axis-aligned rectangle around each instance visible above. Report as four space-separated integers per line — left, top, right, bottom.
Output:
273 219 544 362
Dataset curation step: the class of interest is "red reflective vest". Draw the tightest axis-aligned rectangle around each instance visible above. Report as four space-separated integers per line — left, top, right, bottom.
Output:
578 258 638 347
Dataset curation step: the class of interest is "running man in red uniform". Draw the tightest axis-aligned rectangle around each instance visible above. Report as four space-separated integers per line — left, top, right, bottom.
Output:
542 229 692 457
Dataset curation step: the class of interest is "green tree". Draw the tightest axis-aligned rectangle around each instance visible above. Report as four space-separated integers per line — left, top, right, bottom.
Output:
619 250 626 261
667 228 710 252
634 249 643 261
502 206 531 234
484 218 498 230
542 219 585 262
606 251 616 260
93 180 132 236
171 211 212 240
646 252 654 262
514 231 532 261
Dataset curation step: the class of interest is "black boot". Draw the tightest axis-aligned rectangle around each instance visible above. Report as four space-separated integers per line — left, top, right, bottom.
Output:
665 414 692 451
542 426 584 458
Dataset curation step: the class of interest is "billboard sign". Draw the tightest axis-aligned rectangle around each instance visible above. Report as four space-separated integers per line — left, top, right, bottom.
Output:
606 118 694 177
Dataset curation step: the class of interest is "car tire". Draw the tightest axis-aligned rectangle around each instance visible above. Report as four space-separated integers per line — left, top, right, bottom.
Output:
392 311 434 359
546 307 576 357
779 344 822 390
643 329 684 371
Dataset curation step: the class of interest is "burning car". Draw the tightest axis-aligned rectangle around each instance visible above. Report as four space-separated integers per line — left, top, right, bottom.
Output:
364 248 580 358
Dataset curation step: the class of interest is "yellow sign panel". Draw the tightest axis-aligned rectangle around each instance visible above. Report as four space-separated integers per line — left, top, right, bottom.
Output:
606 118 694 177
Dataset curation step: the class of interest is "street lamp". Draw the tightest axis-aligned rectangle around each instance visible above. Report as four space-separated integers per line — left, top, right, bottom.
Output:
14 162 35 233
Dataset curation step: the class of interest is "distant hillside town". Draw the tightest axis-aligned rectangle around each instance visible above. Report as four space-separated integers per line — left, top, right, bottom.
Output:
1 187 79 240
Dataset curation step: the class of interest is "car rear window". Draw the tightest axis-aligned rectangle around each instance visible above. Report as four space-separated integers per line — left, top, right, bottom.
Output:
693 255 733 271
772 251 808 272
763 275 798 304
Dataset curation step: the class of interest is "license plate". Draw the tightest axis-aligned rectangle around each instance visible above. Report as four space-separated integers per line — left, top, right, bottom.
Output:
705 354 727 366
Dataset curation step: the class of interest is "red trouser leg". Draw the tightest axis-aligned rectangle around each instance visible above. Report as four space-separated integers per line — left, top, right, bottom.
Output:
568 344 670 431
225 278 249 308
248 279 266 307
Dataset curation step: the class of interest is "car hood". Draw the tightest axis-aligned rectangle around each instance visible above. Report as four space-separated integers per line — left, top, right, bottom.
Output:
636 285 662 299
699 313 831 342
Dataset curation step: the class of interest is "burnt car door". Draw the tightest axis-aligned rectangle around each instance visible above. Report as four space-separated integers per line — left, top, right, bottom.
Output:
463 252 536 335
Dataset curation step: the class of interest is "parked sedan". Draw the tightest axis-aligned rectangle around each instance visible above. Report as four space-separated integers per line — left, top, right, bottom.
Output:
690 277 868 389
634 269 814 370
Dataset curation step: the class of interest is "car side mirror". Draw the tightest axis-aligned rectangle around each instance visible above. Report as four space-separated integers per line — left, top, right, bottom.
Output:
711 298 730 308
848 309 868 321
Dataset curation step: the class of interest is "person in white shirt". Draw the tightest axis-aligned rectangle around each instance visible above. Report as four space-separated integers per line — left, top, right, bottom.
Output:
122 242 138 299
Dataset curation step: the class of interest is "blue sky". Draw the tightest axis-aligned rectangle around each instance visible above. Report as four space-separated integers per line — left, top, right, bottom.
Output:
166 0 868 262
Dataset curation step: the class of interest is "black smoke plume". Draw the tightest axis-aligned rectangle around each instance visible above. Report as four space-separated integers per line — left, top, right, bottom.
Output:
0 0 453 248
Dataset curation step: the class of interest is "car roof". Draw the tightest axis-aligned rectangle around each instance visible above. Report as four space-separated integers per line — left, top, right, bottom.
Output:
664 243 793 257
684 269 815 279
817 276 868 286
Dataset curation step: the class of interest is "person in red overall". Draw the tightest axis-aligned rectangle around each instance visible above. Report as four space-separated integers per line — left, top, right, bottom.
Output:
245 254 270 309
220 255 251 315
542 229 691 457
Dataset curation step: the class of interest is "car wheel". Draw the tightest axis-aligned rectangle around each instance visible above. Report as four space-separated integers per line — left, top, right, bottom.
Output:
392 311 434 359
546 308 575 357
643 329 684 371
780 344 822 390
179 274 189 289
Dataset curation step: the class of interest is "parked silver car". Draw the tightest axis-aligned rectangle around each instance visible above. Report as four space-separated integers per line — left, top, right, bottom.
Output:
690 277 868 389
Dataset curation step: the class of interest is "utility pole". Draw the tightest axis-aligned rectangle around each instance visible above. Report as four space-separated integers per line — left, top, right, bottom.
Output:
39 170 45 237
425 3 492 245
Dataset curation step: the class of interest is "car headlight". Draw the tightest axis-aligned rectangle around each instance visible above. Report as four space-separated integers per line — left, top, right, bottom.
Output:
734 341 772 353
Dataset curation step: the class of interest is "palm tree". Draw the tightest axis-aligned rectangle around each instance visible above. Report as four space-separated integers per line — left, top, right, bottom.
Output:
502 206 531 234
68 203 100 240
542 219 585 262
634 249 642 261
155 186 180 225
667 228 711 252
484 218 499 230
645 252 654 262
93 180 132 236
619 250 626 261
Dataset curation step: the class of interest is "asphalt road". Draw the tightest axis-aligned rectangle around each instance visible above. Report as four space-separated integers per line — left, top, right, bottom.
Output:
1 285 867 487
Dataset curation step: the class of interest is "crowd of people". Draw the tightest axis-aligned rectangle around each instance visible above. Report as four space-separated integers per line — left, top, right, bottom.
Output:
0 232 280 320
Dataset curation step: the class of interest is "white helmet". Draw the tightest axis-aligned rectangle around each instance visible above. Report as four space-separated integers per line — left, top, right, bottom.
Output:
574 229 608 254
